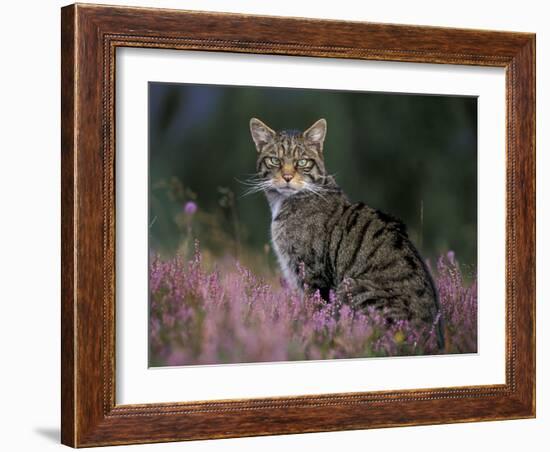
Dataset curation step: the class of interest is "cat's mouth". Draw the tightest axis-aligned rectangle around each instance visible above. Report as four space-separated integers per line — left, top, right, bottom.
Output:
274 181 304 195
276 186 298 195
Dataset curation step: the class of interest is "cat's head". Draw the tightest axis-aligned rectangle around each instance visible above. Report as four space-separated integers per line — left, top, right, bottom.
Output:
249 118 327 196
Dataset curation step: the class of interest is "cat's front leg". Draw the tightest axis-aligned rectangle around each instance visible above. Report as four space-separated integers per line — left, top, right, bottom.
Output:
291 260 333 302
271 239 301 292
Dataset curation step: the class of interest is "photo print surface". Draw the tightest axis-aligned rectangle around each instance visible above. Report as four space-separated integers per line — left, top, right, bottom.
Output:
148 82 478 367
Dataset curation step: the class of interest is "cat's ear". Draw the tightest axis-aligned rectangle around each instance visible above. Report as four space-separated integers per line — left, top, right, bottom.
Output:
250 118 276 153
303 119 327 150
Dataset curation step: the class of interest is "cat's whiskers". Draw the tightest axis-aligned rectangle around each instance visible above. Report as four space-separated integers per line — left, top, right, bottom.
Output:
240 179 274 197
235 175 266 186
236 175 273 197
302 182 329 202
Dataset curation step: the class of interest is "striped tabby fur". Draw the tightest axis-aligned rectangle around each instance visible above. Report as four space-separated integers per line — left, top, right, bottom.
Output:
249 118 444 349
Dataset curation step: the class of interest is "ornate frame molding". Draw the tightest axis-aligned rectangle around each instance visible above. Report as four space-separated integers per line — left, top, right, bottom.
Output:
61 4 535 447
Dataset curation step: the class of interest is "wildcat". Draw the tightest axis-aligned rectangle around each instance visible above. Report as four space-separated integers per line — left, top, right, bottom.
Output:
249 117 444 350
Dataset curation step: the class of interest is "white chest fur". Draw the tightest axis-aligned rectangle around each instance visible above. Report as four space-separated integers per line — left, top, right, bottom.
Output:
269 196 284 220
267 192 300 290
270 227 298 291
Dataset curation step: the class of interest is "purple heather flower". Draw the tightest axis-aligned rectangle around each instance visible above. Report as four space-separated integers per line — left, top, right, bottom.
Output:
446 250 455 264
183 201 197 215
148 242 477 367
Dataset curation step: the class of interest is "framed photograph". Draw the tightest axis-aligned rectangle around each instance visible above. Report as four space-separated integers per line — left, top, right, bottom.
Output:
61 3 536 447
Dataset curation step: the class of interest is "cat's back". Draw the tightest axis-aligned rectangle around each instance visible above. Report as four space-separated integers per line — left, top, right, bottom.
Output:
330 202 440 325
328 203 395 280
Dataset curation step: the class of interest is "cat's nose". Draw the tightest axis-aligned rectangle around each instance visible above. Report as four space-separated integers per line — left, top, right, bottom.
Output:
282 174 294 182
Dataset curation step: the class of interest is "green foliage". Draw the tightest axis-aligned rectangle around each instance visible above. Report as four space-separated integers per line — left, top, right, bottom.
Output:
149 83 477 266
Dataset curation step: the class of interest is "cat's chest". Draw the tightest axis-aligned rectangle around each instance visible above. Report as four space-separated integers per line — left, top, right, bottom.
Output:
270 204 325 285
270 209 310 254
270 219 301 289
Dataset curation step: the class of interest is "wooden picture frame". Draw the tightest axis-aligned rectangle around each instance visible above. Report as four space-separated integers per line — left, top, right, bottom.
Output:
61 3 535 447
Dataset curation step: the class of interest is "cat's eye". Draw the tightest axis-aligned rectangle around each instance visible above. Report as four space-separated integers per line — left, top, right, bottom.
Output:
268 157 280 166
296 159 309 168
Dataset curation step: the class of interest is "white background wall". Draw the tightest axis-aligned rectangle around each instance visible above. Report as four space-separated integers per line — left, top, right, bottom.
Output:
0 1 546 450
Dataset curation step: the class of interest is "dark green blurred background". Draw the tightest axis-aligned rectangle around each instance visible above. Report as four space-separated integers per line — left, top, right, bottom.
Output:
149 82 477 271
